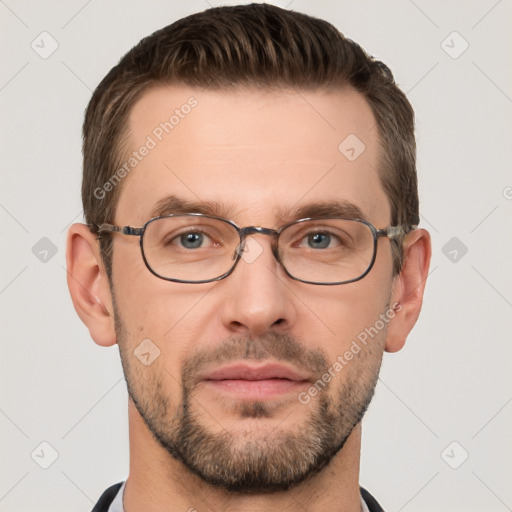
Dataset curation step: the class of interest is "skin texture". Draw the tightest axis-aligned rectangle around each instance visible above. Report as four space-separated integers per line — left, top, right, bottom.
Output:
66 85 431 512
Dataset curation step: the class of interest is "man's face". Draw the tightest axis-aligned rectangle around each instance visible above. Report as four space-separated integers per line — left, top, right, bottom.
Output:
111 85 395 492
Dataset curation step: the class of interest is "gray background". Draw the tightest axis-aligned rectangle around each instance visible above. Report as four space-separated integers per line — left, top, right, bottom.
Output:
1 1 511 511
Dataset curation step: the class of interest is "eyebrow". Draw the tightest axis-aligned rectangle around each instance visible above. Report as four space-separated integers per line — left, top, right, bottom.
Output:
149 194 366 224
280 201 365 223
150 195 236 219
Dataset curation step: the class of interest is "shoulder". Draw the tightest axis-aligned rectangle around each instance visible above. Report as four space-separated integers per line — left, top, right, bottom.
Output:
360 486 386 512
91 482 124 512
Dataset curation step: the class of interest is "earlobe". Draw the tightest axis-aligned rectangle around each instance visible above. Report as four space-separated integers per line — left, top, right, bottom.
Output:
385 228 431 353
65 223 117 347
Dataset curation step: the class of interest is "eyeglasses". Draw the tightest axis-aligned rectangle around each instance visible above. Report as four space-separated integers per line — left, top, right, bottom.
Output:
96 214 415 285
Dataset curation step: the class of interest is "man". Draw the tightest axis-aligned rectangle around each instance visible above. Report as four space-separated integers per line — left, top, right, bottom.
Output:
66 3 431 511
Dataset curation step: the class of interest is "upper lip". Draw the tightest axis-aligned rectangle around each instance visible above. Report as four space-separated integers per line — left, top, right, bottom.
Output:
198 362 310 382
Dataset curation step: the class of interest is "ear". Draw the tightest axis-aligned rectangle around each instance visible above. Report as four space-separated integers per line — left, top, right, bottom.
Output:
65 223 117 347
385 228 431 353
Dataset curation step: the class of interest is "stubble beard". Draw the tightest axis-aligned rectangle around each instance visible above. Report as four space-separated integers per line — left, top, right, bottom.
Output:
115 305 383 494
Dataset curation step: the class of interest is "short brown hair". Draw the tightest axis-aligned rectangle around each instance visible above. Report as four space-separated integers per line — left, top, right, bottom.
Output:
82 3 418 278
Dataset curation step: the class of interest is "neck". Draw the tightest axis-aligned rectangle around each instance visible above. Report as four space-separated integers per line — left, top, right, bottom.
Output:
123 399 363 512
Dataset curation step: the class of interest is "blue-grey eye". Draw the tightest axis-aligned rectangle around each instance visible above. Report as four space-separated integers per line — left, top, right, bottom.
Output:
180 232 204 248
307 233 331 249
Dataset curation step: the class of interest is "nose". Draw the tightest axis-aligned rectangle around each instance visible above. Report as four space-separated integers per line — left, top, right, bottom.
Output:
218 235 297 337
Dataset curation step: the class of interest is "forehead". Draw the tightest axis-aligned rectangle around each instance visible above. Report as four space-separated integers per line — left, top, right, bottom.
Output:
115 85 390 226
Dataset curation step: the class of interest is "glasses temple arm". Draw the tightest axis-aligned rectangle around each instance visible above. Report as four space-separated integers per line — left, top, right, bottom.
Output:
379 224 418 239
95 223 143 236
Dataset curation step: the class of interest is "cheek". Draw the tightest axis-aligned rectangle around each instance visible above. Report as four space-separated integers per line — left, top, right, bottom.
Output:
300 260 393 363
111 241 186 334
111 251 219 368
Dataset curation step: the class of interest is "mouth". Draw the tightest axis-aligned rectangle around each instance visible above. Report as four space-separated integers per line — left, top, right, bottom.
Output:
198 362 311 400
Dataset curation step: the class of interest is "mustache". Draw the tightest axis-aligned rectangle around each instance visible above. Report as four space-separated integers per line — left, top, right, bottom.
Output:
181 332 329 385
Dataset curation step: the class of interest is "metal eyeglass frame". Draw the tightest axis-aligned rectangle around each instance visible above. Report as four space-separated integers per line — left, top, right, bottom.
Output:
95 213 416 285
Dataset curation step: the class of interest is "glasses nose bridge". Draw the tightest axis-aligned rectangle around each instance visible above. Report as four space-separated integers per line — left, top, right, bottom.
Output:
239 225 279 240
236 225 280 262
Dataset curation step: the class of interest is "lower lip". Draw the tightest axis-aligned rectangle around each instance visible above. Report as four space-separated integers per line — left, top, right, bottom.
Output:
203 379 308 399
